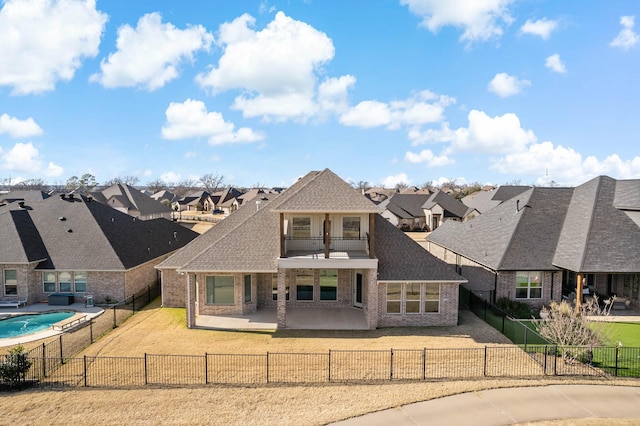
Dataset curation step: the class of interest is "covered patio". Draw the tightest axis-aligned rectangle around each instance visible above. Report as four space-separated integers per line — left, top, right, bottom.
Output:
195 306 369 331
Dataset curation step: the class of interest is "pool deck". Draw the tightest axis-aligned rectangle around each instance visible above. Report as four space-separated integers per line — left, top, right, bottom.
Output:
0 302 104 347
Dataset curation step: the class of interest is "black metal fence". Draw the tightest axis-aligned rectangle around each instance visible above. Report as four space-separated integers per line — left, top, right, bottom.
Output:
5 344 640 388
2 283 160 383
467 288 550 346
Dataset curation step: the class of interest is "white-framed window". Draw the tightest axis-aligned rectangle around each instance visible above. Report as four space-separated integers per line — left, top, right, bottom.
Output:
292 217 311 238
74 271 87 293
342 217 360 239
58 271 72 293
244 274 252 303
3 269 17 296
43 272 57 293
296 269 314 301
319 269 337 301
385 282 441 314
515 271 542 299
205 275 234 304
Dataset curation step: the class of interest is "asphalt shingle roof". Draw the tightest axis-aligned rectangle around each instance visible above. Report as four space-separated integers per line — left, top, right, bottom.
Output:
422 190 469 219
0 194 198 271
384 194 431 220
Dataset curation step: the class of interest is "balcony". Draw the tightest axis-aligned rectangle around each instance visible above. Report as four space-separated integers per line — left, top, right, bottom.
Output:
283 236 369 259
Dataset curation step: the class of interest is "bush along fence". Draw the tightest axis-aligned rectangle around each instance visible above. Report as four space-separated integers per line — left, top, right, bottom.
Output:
0 283 160 388
466 287 550 346
3 344 640 389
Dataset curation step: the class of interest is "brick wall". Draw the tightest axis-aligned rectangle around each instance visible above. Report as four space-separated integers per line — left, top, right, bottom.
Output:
161 269 186 307
376 282 459 327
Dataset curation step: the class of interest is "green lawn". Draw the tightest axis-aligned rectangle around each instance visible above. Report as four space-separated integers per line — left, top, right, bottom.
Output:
604 322 640 347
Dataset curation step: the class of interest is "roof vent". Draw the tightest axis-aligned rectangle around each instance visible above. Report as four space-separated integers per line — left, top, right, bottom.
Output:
68 193 74 200
18 201 25 208
67 229 73 233
60 194 66 200
173 231 177 240
87 196 92 202
59 216 66 221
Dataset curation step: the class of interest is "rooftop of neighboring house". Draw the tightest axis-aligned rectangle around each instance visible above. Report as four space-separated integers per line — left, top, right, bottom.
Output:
422 190 470 219
0 194 198 271
90 183 172 216
383 193 432 220
428 175 640 273
462 185 530 214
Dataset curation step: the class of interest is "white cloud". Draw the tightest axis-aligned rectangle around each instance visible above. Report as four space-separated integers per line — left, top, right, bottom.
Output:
160 171 182 184
161 99 265 145
0 114 43 138
519 18 558 40
487 72 531 97
0 142 63 177
0 0 107 95
404 149 454 166
317 75 356 116
381 173 411 187
197 12 338 121
400 0 514 43
448 110 537 154
611 15 639 50
408 122 457 146
545 54 566 73
90 13 213 90
490 141 640 185
340 90 454 129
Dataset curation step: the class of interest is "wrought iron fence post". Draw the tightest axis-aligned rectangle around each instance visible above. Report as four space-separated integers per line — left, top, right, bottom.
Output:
328 350 331 382
266 352 269 384
144 353 148 385
83 355 87 387
42 342 46 377
543 345 548 375
615 346 620 377
390 349 394 380
59 335 64 364
483 346 487 376
204 353 208 384
553 346 558 376
422 348 426 381
113 305 117 328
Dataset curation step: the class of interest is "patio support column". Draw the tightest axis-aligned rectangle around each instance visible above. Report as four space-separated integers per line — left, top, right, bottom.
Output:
575 273 584 312
277 268 286 328
365 268 378 329
186 273 196 328
369 213 376 259
280 213 285 258
324 213 330 259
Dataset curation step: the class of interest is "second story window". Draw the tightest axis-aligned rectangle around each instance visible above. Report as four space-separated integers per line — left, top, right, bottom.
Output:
292 217 311 238
343 217 360 239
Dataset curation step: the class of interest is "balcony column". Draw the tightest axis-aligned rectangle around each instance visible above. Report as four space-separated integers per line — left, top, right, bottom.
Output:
280 213 285 258
324 213 330 259
369 213 376 258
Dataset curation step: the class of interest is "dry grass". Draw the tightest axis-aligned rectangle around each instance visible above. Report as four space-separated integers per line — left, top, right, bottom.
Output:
2 300 639 425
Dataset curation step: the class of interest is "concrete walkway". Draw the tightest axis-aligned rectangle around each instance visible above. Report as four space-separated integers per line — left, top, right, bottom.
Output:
332 385 640 425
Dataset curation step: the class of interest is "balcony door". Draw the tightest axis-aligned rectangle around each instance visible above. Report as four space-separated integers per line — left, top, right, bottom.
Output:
353 272 363 308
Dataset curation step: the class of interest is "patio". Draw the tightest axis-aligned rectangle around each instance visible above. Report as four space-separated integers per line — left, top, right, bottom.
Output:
195 306 369 331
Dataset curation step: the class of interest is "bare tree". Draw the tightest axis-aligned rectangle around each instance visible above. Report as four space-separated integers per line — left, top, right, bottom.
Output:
394 182 408 191
13 178 47 191
172 179 197 198
65 173 98 192
199 173 225 193
103 175 140 187
146 179 166 194
535 295 616 364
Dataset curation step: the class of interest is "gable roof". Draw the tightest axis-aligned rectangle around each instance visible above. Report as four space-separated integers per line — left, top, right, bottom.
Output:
91 183 172 216
384 193 431 219
273 169 381 213
0 190 50 205
422 190 469 218
428 187 573 271
0 194 198 270
553 176 640 273
491 185 531 202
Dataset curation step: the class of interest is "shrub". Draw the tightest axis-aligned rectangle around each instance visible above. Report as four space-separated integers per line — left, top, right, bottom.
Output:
494 297 533 319
0 346 32 388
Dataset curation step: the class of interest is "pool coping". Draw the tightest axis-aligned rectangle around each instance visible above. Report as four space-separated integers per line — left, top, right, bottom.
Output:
0 302 104 348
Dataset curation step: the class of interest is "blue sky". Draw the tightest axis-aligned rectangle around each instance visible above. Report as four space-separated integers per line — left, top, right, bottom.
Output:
1 0 639 189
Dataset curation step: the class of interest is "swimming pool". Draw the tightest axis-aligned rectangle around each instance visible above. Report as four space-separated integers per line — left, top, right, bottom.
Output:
0 311 75 339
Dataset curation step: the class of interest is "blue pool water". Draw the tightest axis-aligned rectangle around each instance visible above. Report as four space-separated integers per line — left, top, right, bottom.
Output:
0 311 75 339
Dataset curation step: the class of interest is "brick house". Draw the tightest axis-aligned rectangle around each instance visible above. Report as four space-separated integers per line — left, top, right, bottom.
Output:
425 176 640 310
0 193 198 305
157 169 465 329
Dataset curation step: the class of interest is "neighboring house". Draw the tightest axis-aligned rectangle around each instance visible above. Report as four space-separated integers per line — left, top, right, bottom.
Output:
211 187 243 215
174 190 216 213
462 186 530 215
422 190 472 231
0 193 198 305
364 188 398 204
151 189 178 207
90 183 173 220
380 193 432 231
157 169 465 330
0 190 50 205
425 175 640 310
